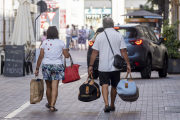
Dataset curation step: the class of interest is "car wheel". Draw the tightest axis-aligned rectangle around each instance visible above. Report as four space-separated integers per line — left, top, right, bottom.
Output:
141 55 151 79
158 55 168 77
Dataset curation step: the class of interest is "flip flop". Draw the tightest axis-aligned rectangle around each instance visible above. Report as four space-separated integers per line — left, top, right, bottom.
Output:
49 106 58 112
45 103 50 109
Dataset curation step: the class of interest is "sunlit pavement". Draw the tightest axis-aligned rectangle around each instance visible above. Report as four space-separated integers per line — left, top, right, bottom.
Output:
0 43 180 120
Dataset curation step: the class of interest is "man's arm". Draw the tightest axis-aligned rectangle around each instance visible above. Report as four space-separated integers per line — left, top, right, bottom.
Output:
88 49 99 73
120 48 131 72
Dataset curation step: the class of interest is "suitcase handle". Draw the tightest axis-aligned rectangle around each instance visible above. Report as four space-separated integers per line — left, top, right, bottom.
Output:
64 54 74 68
84 73 94 84
87 73 94 81
125 72 132 79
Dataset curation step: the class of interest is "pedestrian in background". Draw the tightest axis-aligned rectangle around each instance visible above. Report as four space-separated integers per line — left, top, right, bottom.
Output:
79 26 87 50
85 24 90 40
66 25 71 49
154 27 159 39
35 26 70 112
88 17 131 112
43 20 49 32
71 25 79 50
76 25 79 31
39 31 47 49
89 26 95 41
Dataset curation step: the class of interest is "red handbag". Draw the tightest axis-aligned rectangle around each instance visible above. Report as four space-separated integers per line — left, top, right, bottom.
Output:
62 55 81 83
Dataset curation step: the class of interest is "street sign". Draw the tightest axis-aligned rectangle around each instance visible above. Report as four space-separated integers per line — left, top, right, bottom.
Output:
47 12 56 21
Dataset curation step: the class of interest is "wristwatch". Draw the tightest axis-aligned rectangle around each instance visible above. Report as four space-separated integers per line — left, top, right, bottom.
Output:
36 68 39 70
89 65 93 67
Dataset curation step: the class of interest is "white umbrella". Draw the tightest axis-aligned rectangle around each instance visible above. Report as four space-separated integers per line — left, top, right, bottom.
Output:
11 0 35 51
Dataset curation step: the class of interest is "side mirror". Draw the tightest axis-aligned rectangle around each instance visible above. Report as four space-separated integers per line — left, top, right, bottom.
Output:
159 37 166 43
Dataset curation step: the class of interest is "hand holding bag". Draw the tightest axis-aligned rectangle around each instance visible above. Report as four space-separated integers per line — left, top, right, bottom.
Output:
78 73 101 102
117 72 139 102
104 31 125 69
62 54 80 83
30 78 44 104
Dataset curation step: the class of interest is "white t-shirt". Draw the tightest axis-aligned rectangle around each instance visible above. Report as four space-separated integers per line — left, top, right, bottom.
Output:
41 39 66 64
85 28 90 35
92 28 127 72
66 28 70 37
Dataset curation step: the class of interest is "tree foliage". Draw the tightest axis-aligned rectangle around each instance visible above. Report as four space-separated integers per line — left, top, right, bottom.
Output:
145 0 169 33
162 19 180 59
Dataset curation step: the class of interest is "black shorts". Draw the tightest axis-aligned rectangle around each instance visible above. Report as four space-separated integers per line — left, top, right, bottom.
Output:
98 71 120 87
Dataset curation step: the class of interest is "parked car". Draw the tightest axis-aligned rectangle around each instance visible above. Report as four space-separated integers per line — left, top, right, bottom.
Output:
87 24 168 79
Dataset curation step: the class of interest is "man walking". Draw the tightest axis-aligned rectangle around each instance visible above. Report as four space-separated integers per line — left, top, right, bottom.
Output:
88 17 131 112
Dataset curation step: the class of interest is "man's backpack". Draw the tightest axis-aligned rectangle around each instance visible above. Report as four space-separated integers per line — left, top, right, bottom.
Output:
78 73 101 102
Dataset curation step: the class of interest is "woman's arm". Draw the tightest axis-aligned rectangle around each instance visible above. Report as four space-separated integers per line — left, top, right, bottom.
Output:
77 29 79 37
35 49 44 76
39 41 43 49
63 49 70 58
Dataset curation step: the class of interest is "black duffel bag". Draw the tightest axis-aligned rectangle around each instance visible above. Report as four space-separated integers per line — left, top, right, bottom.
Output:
78 73 101 102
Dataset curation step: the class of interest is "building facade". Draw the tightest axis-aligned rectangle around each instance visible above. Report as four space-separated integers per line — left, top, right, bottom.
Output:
171 0 180 39
0 0 14 49
0 0 148 47
44 0 148 43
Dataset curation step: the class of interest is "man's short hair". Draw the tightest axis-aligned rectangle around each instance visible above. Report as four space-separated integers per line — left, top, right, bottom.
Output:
103 17 114 29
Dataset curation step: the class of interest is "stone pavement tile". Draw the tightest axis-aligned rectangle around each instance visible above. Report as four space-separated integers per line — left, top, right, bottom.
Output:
0 112 9 118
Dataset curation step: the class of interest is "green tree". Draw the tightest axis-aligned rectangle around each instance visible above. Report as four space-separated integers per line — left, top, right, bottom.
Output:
162 19 180 59
146 0 169 32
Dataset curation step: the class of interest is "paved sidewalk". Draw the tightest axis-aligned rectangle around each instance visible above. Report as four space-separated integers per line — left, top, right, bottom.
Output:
1 72 180 120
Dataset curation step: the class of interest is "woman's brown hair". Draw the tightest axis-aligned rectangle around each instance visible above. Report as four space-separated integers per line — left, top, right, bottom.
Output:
66 25 69 28
47 26 59 39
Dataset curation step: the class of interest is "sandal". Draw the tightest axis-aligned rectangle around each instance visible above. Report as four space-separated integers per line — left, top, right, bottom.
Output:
45 103 50 108
49 106 58 112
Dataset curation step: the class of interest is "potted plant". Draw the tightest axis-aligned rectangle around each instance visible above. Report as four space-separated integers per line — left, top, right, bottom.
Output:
162 19 180 74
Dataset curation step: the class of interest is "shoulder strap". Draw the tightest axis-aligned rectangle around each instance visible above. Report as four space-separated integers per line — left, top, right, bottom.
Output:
104 31 114 55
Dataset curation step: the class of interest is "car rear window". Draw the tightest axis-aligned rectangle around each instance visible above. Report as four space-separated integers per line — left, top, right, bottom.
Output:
116 27 137 39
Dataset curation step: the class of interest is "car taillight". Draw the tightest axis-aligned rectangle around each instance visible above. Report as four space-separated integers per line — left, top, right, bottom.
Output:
129 39 143 45
135 62 140 66
89 41 94 46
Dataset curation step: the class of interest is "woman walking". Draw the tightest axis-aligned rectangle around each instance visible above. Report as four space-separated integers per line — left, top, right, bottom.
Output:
89 26 95 41
66 25 71 49
70 25 79 50
78 26 87 50
35 26 70 112
39 31 47 49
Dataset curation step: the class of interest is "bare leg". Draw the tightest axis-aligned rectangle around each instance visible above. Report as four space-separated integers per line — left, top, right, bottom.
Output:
45 80 52 105
85 40 87 50
50 80 59 107
81 44 83 50
72 41 75 49
76 39 79 49
102 84 109 106
110 86 117 107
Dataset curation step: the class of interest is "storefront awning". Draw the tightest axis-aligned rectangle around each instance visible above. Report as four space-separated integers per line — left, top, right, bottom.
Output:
144 16 162 19
122 8 161 17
